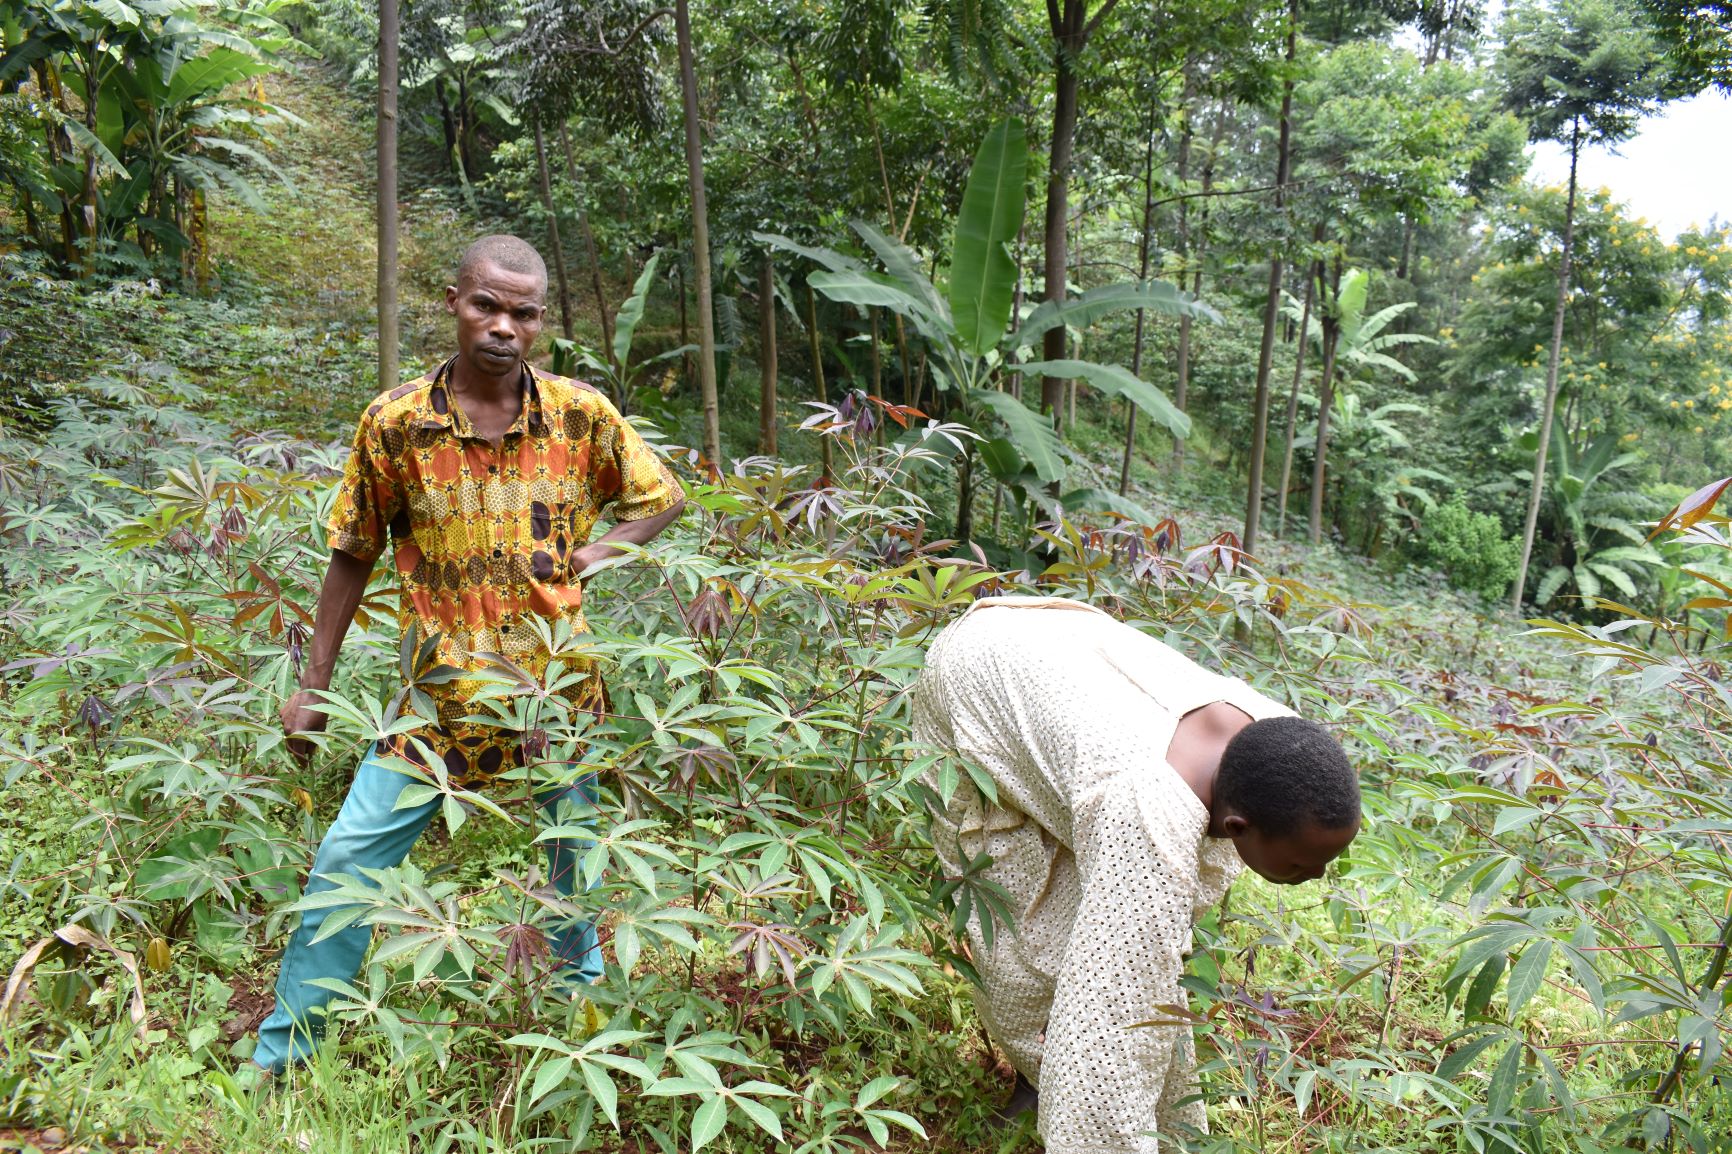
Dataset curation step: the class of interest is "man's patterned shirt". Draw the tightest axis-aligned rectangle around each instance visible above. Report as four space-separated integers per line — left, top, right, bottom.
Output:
327 357 683 786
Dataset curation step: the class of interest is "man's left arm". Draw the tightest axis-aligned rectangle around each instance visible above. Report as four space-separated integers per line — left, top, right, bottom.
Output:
574 406 688 575
571 497 685 576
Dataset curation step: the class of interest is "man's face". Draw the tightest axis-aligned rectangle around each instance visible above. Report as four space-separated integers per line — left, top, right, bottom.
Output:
1230 818 1359 886
445 259 546 381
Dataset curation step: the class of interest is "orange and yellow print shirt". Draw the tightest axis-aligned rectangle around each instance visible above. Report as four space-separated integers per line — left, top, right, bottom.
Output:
327 358 684 786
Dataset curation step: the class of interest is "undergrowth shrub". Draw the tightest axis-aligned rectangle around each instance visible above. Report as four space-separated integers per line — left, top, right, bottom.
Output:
4 376 1732 1152
0 377 1332 1150
1411 497 1522 600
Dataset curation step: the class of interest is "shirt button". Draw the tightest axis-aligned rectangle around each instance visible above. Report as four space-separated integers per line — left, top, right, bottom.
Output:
493 548 502 558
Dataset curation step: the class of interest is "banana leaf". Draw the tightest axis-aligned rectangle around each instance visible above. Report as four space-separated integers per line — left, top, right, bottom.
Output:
949 117 1026 358
1014 281 1218 351
1007 359 1191 439
969 389 1064 484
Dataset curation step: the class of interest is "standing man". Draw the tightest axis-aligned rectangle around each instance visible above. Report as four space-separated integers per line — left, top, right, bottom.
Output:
252 235 686 1074
913 597 1360 1152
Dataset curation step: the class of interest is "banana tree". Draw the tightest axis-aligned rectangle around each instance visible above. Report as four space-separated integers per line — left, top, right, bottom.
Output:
549 251 695 415
0 0 297 270
104 39 298 256
1527 425 1663 606
757 117 1213 543
1308 390 1450 554
1285 268 1434 544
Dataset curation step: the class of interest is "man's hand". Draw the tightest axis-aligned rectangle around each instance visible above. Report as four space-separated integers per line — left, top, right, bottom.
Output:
571 501 686 579
280 688 328 766
281 549 376 766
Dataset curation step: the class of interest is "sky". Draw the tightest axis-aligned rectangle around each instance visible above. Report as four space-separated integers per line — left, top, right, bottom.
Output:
1524 89 1732 239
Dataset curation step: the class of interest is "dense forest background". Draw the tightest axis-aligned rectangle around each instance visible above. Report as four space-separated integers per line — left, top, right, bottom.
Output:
3 0 1732 1151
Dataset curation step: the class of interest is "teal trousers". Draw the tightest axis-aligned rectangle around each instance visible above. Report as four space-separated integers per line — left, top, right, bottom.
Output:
253 744 600 1073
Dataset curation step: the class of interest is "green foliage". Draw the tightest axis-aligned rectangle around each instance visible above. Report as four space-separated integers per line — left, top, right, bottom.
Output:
1525 424 1663 606
1412 498 1522 599
0 0 302 274
1499 0 1673 147
763 117 1210 534
11 4 1732 1150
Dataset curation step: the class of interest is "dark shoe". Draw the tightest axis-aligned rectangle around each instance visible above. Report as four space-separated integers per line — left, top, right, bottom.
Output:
989 1072 1038 1125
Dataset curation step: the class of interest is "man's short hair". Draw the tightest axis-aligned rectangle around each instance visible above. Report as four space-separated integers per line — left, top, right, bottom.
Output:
1216 716 1359 836
456 235 548 297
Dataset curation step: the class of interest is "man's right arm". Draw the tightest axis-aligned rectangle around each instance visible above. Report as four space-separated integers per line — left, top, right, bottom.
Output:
280 548 376 764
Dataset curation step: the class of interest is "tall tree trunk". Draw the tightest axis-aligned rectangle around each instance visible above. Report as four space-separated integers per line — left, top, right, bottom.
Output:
1119 99 1159 497
456 72 476 185
1243 0 1297 556
559 125 615 370
677 261 690 387
868 307 881 397
1308 261 1343 546
955 446 978 544
1010 224 1026 401
378 0 400 391
1276 260 1317 539
533 123 574 340
436 81 459 177
37 60 78 267
77 54 100 278
759 250 778 456
675 0 722 471
1040 0 1118 427
805 282 834 481
1511 120 1582 610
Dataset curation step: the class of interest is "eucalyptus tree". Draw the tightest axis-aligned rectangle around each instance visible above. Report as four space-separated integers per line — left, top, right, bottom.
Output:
1243 0 1299 555
1498 0 1671 609
1093 0 1277 488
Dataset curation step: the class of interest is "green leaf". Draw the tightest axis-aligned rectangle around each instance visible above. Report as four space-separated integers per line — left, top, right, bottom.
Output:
1436 1029 1505 1081
1487 1039 1522 1117
855 1075 900 1110
61 119 131 180
530 1055 573 1105
581 1061 620 1128
1336 269 1370 346
752 231 865 275
1015 281 1218 350
851 221 947 323
1008 360 1191 438
1506 939 1552 1016
691 1095 728 1151
807 270 948 347
734 1095 783 1140
949 117 1027 357
613 252 662 369
968 390 1065 484
1060 487 1157 525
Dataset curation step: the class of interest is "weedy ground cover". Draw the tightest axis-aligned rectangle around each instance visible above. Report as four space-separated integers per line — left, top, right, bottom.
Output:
4 52 1732 1154
2 363 1731 1152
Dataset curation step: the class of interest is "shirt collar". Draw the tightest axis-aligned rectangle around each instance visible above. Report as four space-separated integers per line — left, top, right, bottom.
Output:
421 357 543 440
